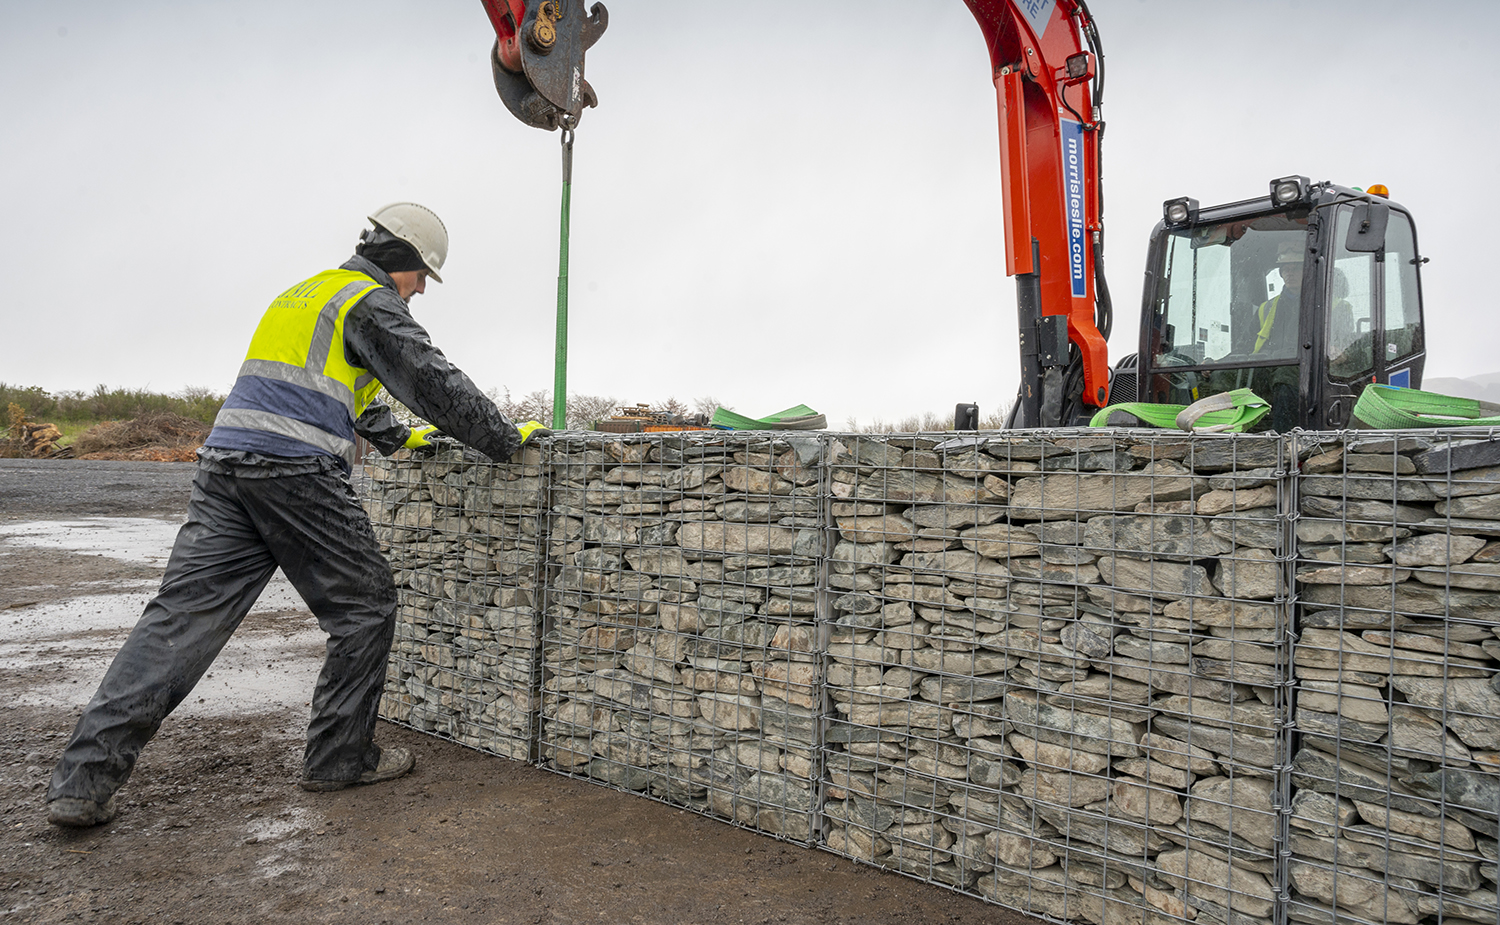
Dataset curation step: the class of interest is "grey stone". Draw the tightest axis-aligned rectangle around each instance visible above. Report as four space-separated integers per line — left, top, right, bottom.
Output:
1295 709 1390 746
1438 464 1500 498
1300 494 1431 524
1416 516 1500 536
1029 801 1173 858
1295 563 1411 585
1352 799 1478 850
1287 860 1422 924
1008 460 1202 517
1405 767 1500 839
1412 440 1500 476
1083 514 1234 560
1059 621 1112 659
1106 655 1243 702
1301 474 1440 502
1291 747 1434 816
1151 717 1275 769
1113 633 1189 665
906 503 1007 530
1389 676 1500 751
1186 440 1283 472
956 523 1040 560
1002 689 1142 757
1289 789 1357 837
1296 518 1409 544
1097 556 1216 599
1290 832 1482 893
1413 561 1500 591
1155 848 1276 919
1209 508 1283 549
1300 542 1390 564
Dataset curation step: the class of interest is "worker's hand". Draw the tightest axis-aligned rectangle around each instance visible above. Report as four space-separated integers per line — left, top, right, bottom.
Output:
516 421 553 445
403 425 441 450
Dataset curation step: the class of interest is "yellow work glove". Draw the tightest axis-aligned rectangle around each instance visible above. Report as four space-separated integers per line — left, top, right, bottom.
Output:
516 421 553 445
403 425 441 450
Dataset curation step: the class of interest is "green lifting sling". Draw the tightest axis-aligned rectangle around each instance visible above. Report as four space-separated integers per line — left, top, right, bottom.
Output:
1088 389 1272 434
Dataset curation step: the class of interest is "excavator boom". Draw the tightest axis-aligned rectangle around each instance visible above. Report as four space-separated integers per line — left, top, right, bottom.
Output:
479 1 1109 426
965 0 1111 425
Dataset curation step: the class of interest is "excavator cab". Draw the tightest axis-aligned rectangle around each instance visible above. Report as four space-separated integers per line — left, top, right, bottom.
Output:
1118 179 1427 430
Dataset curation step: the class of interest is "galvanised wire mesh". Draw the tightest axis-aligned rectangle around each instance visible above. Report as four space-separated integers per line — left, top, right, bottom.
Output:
818 430 1293 925
364 445 548 761
354 426 1500 925
1287 430 1500 925
538 432 827 841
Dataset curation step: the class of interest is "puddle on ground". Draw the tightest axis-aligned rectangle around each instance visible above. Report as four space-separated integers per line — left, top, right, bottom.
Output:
0 517 185 565
1 518 327 717
3 580 311 643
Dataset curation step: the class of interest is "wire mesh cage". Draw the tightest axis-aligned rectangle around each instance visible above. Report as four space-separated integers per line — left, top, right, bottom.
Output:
538 432 827 841
354 425 1500 924
817 430 1292 924
364 445 548 761
1287 431 1500 925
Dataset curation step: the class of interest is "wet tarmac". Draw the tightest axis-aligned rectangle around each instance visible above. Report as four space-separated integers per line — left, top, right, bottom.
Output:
0 516 325 721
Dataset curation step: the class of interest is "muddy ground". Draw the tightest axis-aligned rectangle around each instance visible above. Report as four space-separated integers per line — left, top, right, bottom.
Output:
0 460 1030 924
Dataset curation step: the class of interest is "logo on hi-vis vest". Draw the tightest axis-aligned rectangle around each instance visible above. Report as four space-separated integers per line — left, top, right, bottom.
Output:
1061 118 1087 299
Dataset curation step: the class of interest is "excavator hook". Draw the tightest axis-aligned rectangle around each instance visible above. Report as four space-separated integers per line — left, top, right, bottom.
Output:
485 0 608 131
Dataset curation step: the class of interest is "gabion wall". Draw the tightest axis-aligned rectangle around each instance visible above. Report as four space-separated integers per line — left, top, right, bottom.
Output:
1286 434 1500 925
366 446 547 761
363 429 1500 925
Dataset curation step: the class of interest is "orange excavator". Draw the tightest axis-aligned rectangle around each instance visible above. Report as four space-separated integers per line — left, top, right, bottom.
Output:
480 0 1427 432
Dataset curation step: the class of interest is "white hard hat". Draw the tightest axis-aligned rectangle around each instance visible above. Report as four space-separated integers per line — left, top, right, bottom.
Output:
368 202 448 283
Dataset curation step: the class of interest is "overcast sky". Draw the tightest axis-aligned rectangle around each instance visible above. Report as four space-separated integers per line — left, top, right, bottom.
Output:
5 0 1497 427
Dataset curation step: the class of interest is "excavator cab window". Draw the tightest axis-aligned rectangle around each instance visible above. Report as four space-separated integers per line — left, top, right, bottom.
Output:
1383 212 1424 368
1328 207 1378 381
1147 213 1309 426
1326 205 1424 386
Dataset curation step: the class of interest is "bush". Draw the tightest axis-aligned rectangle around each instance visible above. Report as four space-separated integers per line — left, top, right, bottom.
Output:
0 383 225 427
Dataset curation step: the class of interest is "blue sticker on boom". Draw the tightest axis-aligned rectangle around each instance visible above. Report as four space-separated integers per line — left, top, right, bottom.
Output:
1016 0 1057 38
1061 118 1087 299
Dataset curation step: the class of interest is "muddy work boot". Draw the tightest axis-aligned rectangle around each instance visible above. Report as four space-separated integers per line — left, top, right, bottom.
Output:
48 796 118 828
299 746 415 793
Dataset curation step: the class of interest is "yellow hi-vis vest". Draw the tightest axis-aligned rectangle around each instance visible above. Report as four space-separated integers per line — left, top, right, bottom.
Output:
1253 294 1282 354
204 269 386 469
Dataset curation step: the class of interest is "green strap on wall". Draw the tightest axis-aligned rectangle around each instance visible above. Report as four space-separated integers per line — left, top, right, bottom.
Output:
710 404 827 431
1089 389 1271 433
1352 385 1500 429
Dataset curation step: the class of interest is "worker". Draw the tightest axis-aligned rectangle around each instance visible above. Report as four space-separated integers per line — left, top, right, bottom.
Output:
1252 240 1304 358
45 203 549 827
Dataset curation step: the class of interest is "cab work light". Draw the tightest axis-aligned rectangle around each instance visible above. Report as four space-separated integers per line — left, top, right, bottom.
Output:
1270 175 1311 206
1367 183 1390 198
1163 197 1198 227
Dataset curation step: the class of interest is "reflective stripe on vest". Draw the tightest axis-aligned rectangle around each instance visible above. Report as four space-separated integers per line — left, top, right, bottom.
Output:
205 270 385 468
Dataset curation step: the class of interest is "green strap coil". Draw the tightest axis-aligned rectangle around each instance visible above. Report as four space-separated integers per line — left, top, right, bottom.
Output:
1351 385 1500 429
1088 388 1271 433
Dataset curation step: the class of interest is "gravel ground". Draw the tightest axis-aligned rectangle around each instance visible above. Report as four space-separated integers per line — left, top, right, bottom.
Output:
0 459 198 518
0 460 1028 925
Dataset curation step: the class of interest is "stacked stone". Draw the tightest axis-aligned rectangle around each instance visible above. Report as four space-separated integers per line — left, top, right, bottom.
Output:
819 432 1292 925
366 448 548 761
1289 434 1500 925
539 434 826 841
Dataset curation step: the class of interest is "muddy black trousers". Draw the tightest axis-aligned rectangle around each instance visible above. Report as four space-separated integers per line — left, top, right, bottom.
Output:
48 465 398 803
